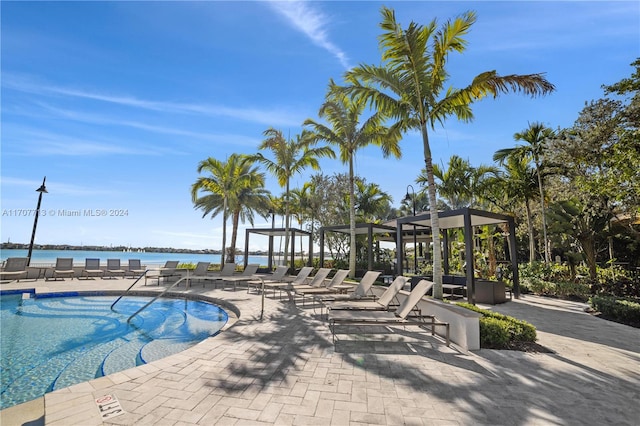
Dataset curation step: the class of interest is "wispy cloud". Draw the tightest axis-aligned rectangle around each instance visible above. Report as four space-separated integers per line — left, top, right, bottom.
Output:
3 74 303 127
267 0 351 69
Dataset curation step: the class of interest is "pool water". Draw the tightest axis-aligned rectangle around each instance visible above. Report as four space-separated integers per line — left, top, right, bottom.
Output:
0 294 228 410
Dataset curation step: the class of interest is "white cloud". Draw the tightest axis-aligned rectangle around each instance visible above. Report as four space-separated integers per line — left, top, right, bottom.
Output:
3 74 303 127
267 0 351 69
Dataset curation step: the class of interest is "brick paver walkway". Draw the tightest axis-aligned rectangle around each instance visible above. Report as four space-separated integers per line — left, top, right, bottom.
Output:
1 278 639 425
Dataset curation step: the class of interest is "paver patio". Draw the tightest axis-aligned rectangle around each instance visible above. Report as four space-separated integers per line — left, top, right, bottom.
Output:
1 277 638 425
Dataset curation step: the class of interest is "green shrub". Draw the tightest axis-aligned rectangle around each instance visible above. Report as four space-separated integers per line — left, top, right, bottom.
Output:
589 295 640 327
458 302 537 348
479 317 511 348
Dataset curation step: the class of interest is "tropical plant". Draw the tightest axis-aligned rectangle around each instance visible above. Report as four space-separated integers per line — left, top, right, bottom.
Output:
492 153 541 263
191 154 269 265
494 123 557 263
250 128 334 267
305 82 401 277
339 7 555 298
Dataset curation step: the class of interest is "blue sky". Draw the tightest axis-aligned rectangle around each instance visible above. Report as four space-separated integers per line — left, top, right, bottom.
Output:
1 1 638 252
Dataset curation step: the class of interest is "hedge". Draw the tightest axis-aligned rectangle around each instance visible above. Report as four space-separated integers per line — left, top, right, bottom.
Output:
589 295 640 327
457 302 537 349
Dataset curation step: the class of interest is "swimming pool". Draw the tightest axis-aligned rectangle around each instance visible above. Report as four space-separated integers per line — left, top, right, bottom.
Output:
0 292 228 410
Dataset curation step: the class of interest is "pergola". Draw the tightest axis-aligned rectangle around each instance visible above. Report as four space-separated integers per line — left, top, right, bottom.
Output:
318 223 396 271
396 207 520 302
243 228 313 270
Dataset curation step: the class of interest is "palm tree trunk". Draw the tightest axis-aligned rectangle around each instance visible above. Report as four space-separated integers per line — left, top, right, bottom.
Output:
535 160 550 263
283 180 290 267
349 156 357 278
229 209 240 264
525 199 535 263
221 198 227 268
422 124 443 299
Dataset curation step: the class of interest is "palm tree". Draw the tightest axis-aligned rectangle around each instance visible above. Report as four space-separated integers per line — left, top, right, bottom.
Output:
340 7 555 298
191 154 268 266
251 128 334 267
305 82 401 277
494 122 556 263
492 154 540 263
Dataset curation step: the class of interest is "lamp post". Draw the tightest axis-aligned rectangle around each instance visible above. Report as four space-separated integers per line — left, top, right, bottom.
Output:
27 176 48 266
404 184 417 274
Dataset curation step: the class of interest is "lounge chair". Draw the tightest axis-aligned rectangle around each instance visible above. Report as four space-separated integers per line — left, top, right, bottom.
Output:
246 265 289 294
288 267 331 291
324 275 408 313
145 261 179 285
126 259 146 278
219 263 260 291
81 258 104 279
295 269 350 306
184 261 211 286
316 270 381 302
105 259 127 279
258 266 313 299
47 258 75 280
201 262 236 288
0 257 29 282
328 279 449 346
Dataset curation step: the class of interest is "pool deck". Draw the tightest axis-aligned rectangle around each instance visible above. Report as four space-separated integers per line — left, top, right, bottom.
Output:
1 276 639 425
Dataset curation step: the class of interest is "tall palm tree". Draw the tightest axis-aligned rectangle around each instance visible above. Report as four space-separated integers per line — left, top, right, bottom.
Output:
251 128 334 267
340 7 555 298
191 154 268 266
492 154 540 263
494 122 556 263
305 82 401 277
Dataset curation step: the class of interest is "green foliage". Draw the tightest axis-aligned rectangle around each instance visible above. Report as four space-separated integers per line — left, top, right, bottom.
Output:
589 295 640 327
457 302 537 348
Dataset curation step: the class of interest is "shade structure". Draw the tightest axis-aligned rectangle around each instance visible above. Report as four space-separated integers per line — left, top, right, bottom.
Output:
395 207 520 303
244 228 313 270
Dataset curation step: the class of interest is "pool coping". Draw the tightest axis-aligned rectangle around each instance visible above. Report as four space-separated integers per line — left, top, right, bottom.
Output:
0 287 242 422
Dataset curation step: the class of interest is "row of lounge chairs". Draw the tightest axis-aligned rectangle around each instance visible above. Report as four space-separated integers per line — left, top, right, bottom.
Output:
0 257 148 282
244 267 450 346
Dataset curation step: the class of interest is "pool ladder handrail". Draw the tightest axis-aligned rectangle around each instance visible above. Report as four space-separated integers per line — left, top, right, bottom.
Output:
126 275 191 323
110 270 149 311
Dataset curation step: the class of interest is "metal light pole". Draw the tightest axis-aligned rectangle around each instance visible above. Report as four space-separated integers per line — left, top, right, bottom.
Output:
27 176 48 266
404 185 417 274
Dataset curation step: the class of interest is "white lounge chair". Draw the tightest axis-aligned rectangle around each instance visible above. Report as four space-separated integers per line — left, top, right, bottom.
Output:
328 279 449 346
0 257 29 282
48 258 75 280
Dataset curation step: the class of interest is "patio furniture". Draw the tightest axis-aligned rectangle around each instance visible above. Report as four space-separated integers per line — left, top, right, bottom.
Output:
328 279 449 346
106 259 127 279
81 258 104 279
48 258 75 280
0 257 29 282
295 269 350 306
324 275 408 313
145 261 179 285
126 259 146 278
246 265 289 294
219 263 260 291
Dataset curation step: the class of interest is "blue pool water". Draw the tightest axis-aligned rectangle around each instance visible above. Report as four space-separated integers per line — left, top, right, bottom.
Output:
0 293 228 410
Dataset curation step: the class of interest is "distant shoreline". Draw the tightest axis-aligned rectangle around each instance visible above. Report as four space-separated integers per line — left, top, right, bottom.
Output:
0 243 271 256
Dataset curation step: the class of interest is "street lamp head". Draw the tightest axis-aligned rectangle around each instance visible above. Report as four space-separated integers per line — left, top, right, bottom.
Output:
36 176 48 194
403 192 412 203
